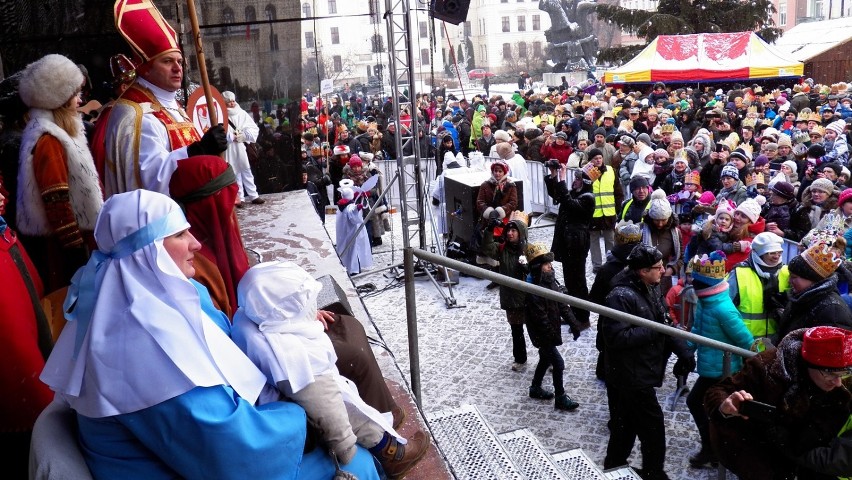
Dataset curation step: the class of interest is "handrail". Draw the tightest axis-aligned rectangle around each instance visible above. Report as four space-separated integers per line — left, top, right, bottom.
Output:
403 246 757 404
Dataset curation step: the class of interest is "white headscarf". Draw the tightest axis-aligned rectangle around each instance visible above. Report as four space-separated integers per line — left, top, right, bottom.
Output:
41 190 266 418
233 261 336 394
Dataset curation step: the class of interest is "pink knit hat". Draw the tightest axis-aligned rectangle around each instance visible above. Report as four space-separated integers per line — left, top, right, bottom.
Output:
698 191 716 206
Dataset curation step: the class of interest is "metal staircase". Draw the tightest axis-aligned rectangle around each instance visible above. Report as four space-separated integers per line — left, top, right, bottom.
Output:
428 404 642 480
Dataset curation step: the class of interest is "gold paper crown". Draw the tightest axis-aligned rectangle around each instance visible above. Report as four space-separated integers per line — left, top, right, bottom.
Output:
720 132 740 151
508 210 529 227
661 123 676 134
647 107 658 116
808 112 822 122
582 162 602 182
614 220 643 245
741 118 757 129
690 253 727 281
745 172 765 187
796 112 810 122
811 125 826 137
685 171 701 185
802 229 842 249
802 242 843 278
762 118 774 126
747 105 758 114
525 242 553 264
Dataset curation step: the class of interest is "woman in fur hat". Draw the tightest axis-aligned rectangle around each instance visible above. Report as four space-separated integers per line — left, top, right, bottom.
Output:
475 160 518 266
16 54 103 292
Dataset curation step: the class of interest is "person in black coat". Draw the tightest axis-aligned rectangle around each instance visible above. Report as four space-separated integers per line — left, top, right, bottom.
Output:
601 244 695 480
773 242 852 344
589 221 643 380
524 243 581 411
544 163 595 328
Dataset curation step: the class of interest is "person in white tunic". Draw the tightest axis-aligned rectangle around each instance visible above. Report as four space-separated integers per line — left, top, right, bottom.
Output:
335 180 373 274
222 91 263 206
231 262 429 475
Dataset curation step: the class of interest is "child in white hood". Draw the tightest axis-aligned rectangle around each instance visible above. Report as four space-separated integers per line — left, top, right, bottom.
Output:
232 262 429 475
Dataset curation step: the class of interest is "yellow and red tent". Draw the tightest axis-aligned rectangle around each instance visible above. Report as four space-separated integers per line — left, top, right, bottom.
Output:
603 32 803 84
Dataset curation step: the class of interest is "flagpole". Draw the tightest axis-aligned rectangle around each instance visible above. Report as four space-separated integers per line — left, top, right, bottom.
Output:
185 0 217 126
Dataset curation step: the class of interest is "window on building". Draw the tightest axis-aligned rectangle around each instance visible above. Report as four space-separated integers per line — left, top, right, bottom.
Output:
533 41 542 57
421 48 430 65
305 31 315 48
331 27 340 44
222 7 234 23
328 0 337 14
502 43 511 59
517 16 526 31
219 67 232 87
779 0 787 25
213 41 222 58
502 16 510 32
518 43 527 57
333 55 343 72
811 0 824 17
501 0 508 3
480 18 486 35
302 2 311 17
420 21 428 38
270 33 279 51
369 0 380 23
371 34 384 53
464 21 472 37
265 4 276 20
246 6 257 22
533 14 540 30
480 45 487 63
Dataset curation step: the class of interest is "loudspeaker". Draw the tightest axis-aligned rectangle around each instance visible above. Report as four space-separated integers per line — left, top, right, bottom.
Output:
443 170 523 244
431 0 471 25
316 274 353 317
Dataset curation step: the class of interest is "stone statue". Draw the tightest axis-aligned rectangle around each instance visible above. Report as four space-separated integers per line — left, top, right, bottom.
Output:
539 0 599 72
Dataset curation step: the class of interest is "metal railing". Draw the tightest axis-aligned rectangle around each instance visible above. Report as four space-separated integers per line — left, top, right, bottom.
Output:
404 247 755 479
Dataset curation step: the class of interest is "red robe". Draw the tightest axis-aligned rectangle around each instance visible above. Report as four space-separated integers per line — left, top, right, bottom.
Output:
169 155 248 316
0 226 54 432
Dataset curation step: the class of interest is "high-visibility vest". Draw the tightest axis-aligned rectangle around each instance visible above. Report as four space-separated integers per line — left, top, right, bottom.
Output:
620 197 650 221
733 265 790 337
593 168 616 218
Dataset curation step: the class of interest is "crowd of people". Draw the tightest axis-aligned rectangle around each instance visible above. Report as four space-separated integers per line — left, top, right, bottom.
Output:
414 79 852 479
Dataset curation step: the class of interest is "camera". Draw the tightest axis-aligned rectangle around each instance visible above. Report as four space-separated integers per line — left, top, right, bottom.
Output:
545 159 561 170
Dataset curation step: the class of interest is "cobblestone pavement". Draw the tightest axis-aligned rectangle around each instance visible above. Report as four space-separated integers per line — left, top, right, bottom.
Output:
326 211 726 480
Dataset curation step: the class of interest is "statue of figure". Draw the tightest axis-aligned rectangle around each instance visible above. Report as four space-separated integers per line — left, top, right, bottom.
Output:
539 0 599 72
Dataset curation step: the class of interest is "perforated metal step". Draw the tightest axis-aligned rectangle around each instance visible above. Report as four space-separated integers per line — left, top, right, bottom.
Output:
427 404 524 480
552 449 607 480
498 429 569 480
602 466 644 480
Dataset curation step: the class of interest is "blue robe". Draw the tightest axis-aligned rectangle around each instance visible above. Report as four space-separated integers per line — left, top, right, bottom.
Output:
74 281 380 480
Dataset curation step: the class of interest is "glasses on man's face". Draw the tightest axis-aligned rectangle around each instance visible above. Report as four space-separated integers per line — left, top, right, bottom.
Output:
819 369 852 381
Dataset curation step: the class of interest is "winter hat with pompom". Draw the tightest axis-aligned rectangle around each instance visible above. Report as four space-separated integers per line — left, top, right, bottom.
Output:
648 189 673 220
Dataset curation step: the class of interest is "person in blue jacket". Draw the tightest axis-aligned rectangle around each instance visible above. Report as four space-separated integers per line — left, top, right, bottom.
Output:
39 190 380 480
684 250 755 469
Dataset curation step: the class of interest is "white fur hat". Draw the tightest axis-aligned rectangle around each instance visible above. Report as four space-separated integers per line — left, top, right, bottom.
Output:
222 90 236 102
493 129 512 142
19 54 84 110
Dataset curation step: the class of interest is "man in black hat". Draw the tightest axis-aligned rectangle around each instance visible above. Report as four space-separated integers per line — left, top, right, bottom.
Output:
601 244 695 480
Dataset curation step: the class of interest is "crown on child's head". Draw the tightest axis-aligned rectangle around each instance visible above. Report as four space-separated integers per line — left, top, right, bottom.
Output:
661 123 676 134
690 251 728 285
615 220 643 245
685 171 701 186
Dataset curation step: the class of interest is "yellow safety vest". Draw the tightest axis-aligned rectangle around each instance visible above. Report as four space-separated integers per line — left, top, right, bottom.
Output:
620 197 651 221
593 168 617 218
732 265 789 337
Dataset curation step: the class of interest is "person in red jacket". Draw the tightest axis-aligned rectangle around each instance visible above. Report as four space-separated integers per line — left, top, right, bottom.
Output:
0 180 54 478
540 131 573 165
